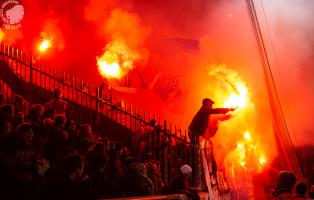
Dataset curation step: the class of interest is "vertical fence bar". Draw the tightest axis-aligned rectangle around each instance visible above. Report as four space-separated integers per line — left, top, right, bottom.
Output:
161 120 168 183
30 56 33 84
0 45 195 188
85 84 88 122
53 67 56 90
95 87 100 129
62 71 65 97
80 80 84 122
44 65 47 89
23 52 26 82
169 122 173 179
39 62 42 88
129 104 132 131
184 130 188 164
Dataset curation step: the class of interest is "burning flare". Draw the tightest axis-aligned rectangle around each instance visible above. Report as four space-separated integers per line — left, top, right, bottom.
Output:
209 64 249 109
224 83 248 108
97 39 140 79
235 131 267 172
97 61 121 79
38 32 54 53
38 39 52 52
209 64 268 172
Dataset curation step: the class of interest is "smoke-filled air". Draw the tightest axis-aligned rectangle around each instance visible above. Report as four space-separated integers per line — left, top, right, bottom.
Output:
1 0 313 198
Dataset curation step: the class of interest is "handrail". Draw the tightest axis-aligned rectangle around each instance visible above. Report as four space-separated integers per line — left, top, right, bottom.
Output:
0 43 197 183
0 43 190 144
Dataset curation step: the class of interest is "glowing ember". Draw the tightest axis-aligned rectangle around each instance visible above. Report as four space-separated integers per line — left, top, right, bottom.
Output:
97 39 141 79
244 131 251 140
234 131 267 171
38 39 52 52
259 156 266 165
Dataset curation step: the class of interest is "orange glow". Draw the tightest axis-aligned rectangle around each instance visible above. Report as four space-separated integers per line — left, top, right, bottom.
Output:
244 131 251 140
259 156 266 165
0 29 5 42
224 83 248 108
97 39 140 79
97 61 121 79
38 39 52 52
209 64 269 173
234 131 267 171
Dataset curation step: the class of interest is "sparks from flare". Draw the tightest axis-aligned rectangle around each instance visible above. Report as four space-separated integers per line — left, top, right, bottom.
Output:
209 64 268 173
234 131 267 171
209 64 250 109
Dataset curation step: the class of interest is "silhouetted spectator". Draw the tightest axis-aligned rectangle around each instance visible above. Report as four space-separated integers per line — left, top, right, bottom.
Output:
74 124 95 154
0 81 5 105
163 164 200 200
0 104 14 123
85 152 109 198
309 185 314 199
272 171 296 199
25 104 44 128
12 95 25 129
189 98 235 187
0 111 11 137
15 123 34 147
40 108 56 122
45 88 68 118
145 161 164 194
293 182 308 199
122 158 156 197
189 98 235 138
46 115 70 164
42 154 93 200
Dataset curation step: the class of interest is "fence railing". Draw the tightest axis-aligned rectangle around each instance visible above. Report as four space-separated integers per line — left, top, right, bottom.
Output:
0 43 199 184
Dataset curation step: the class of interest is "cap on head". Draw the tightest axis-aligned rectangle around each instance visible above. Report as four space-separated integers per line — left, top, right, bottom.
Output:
202 98 215 106
180 164 192 175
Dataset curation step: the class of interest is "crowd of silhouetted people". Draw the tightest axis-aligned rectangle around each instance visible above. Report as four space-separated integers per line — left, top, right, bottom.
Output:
0 88 200 200
271 171 314 200
2 85 314 200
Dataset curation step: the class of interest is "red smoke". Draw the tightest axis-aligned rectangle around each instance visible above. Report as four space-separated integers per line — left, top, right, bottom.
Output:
1 0 313 197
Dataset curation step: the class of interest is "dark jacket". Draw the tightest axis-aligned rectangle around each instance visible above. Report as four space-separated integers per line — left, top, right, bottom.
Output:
189 106 230 136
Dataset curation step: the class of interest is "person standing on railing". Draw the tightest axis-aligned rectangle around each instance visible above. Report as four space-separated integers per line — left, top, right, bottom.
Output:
188 98 235 189
45 88 69 119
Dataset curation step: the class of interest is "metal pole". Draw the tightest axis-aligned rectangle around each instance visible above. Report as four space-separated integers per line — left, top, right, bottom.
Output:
161 120 168 183
95 87 100 127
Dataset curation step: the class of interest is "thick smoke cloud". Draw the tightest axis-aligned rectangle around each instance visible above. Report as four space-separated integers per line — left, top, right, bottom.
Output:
1 0 312 163
254 0 314 146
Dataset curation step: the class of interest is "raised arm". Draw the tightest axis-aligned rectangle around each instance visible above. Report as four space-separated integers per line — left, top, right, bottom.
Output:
210 107 235 114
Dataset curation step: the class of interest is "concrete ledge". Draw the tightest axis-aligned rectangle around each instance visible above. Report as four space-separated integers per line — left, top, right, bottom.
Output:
100 194 188 200
100 192 210 200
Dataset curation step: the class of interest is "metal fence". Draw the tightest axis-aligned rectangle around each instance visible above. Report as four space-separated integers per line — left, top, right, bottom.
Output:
0 43 200 184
